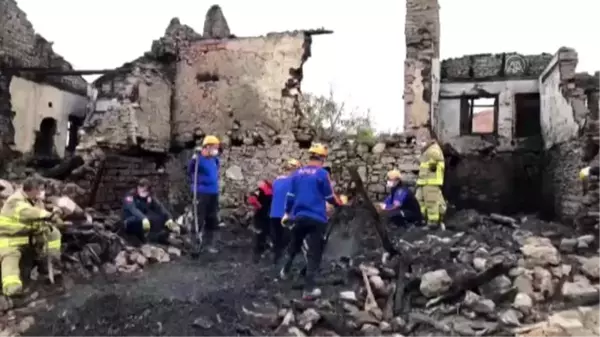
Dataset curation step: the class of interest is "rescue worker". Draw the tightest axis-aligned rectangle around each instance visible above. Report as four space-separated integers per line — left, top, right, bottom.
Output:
280 143 346 300
377 169 423 227
415 139 447 229
122 178 179 244
188 135 221 254
579 165 599 195
0 177 62 296
248 179 274 263
269 159 301 264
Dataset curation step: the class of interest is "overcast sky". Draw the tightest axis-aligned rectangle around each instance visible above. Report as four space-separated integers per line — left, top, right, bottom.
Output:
17 0 599 132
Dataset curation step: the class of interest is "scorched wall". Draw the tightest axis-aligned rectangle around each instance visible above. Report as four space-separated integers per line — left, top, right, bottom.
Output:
0 0 88 161
172 32 310 146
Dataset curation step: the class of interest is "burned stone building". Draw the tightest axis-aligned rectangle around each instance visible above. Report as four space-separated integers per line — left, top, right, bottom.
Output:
0 0 89 165
404 0 599 225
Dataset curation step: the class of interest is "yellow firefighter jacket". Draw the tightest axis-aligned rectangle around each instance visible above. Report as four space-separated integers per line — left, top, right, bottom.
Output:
416 141 445 186
0 190 52 248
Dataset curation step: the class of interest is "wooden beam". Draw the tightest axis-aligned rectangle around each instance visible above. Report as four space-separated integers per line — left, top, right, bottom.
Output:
1 67 131 76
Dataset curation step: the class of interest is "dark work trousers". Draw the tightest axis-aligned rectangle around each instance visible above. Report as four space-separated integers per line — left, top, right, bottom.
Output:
123 212 169 245
282 216 327 290
386 209 422 227
193 193 219 247
269 217 287 264
253 214 271 259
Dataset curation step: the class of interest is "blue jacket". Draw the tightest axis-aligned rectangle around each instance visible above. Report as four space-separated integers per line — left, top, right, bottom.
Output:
285 165 341 224
187 154 220 195
270 175 292 218
383 186 422 219
122 189 172 221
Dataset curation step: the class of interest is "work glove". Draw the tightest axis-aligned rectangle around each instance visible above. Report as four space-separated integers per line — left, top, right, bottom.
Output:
142 218 151 232
49 210 64 226
281 213 291 228
339 195 349 205
165 219 180 235
580 167 590 181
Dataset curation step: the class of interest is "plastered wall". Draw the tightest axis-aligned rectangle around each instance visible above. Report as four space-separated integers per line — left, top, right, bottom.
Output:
10 76 87 157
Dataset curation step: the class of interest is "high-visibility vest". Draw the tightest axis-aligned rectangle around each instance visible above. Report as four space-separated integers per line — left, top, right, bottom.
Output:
416 142 445 186
0 191 50 242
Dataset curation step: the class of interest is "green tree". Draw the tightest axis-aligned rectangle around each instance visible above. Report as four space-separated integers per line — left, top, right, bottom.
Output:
300 87 375 142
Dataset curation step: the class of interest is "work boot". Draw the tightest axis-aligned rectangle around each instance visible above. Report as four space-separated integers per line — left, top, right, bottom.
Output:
302 287 322 301
2 284 23 297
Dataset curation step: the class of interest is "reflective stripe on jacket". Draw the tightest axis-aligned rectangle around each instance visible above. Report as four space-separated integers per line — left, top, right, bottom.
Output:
0 190 50 239
416 142 445 186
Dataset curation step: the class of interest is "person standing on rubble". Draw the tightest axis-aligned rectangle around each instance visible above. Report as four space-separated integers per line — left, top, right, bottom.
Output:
268 159 301 264
279 144 347 300
0 177 62 296
122 178 179 245
188 135 221 254
248 178 274 263
415 138 447 229
377 169 423 227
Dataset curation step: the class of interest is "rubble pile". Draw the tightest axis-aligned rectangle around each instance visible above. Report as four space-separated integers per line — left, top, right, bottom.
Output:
241 209 600 337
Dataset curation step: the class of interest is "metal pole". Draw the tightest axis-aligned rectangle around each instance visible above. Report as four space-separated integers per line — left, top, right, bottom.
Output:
192 150 202 255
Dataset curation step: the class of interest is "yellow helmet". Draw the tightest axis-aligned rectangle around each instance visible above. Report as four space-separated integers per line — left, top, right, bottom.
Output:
286 159 300 169
202 135 220 146
580 167 590 181
386 169 402 180
308 143 328 157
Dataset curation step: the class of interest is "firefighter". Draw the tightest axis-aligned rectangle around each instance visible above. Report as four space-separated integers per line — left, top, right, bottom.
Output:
269 159 301 264
248 179 274 263
122 178 179 244
280 143 346 300
377 169 423 227
0 177 62 296
188 135 221 254
415 139 446 229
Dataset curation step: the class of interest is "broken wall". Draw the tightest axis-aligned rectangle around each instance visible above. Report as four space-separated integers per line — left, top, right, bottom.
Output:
0 0 88 161
404 0 440 141
539 48 599 224
90 59 172 153
172 32 310 147
436 53 553 214
10 76 87 157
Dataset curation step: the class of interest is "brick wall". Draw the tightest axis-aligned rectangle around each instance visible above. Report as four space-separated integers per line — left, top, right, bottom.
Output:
76 153 169 213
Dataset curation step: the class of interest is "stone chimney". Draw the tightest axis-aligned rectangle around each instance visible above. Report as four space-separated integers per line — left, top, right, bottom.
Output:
203 5 231 39
404 0 441 142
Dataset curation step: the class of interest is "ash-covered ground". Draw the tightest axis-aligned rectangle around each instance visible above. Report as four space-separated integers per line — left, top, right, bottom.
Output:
18 207 600 336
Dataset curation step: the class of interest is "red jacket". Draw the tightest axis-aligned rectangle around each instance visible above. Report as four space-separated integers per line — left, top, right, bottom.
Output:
247 180 273 217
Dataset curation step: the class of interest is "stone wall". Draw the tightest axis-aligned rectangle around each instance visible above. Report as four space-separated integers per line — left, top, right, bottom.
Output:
172 32 311 147
404 0 440 141
442 53 553 82
538 48 598 224
90 59 172 153
0 0 88 160
164 134 421 216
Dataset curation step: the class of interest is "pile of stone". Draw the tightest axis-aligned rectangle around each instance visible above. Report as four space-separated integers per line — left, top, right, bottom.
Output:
242 210 599 336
